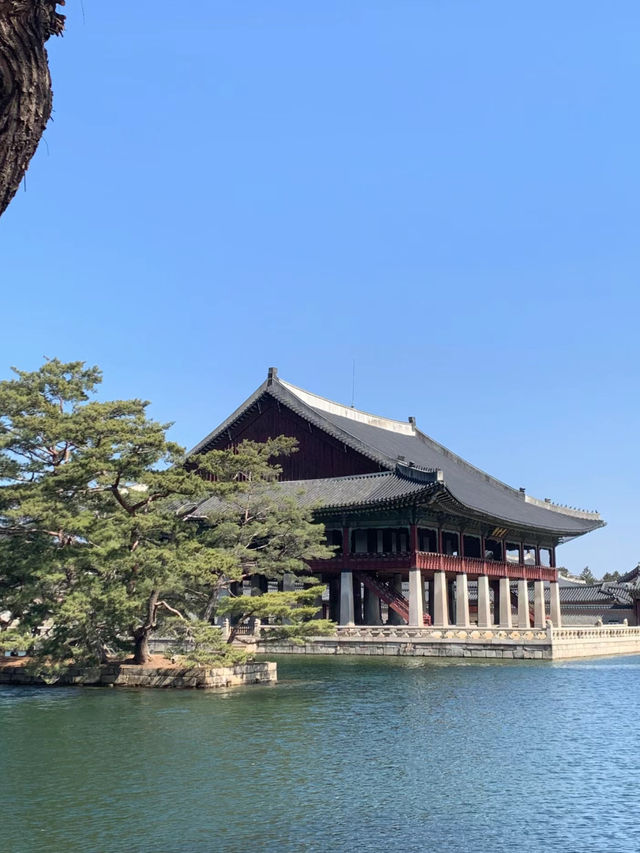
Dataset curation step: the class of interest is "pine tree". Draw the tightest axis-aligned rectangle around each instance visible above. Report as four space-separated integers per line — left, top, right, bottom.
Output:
0 359 333 667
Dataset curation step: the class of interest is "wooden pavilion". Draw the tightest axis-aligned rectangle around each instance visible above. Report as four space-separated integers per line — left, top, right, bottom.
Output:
188 368 605 630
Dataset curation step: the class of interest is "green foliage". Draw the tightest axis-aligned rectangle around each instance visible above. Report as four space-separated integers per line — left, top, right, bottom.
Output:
218 583 334 644
601 571 621 583
167 620 248 667
580 566 596 585
0 358 334 666
0 626 31 656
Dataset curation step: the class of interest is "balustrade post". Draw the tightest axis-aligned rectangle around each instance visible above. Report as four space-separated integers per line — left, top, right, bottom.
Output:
433 571 449 627
533 579 546 628
550 581 562 628
499 577 512 628
477 575 491 628
455 573 470 628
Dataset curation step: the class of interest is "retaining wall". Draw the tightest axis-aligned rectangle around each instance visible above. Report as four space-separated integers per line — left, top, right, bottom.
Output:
550 626 640 659
0 660 277 688
257 625 640 661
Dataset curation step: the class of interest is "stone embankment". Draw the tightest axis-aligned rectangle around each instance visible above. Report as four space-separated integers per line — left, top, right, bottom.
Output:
0 657 277 688
256 625 640 661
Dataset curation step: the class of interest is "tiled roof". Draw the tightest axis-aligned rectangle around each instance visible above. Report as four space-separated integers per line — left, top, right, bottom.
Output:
619 564 640 587
189 372 605 537
190 470 438 517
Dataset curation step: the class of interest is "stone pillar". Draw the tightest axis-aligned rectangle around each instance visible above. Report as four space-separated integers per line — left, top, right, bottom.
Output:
498 577 512 628
477 575 491 628
339 571 355 626
517 579 530 628
408 567 424 626
550 581 562 628
425 579 435 623
363 584 382 625
534 580 546 628
455 573 470 627
433 571 449 627
490 579 500 626
447 578 456 624
353 576 363 624
387 575 404 625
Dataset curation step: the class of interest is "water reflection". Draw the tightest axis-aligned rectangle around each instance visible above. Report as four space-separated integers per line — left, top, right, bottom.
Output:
1 655 638 852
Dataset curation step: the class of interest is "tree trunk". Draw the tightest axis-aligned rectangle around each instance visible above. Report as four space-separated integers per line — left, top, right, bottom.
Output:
133 630 151 665
203 589 219 622
0 1 65 218
132 589 159 664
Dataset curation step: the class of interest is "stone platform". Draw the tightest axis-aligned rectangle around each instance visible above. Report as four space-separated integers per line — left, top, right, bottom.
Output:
256 625 640 661
0 659 277 688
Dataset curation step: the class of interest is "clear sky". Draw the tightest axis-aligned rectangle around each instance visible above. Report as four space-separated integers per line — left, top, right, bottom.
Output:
2 1 639 576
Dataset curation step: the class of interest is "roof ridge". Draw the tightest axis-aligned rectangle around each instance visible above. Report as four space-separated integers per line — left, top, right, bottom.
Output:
279 378 415 435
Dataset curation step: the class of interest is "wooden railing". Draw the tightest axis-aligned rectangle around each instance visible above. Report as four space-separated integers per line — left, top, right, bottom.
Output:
415 552 556 581
307 551 557 581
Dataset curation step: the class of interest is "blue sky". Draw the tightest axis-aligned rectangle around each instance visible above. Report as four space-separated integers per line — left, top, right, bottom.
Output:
2 1 639 575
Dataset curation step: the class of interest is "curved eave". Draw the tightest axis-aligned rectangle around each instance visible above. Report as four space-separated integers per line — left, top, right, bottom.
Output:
429 486 606 540
311 481 605 539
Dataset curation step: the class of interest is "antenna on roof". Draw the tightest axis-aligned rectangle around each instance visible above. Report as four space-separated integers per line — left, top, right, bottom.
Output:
351 359 356 408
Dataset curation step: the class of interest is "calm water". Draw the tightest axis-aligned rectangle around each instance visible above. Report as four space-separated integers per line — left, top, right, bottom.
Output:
1 655 638 853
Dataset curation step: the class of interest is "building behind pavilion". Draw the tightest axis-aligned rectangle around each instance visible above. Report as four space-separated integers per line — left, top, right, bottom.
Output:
188 369 605 630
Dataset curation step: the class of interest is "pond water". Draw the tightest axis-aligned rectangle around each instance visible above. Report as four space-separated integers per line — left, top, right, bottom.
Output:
1 655 638 852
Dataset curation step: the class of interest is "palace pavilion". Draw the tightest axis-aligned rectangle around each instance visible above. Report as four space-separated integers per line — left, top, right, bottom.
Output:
188 368 605 631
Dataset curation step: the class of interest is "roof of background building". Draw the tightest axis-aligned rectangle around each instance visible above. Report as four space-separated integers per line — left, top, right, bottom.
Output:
189 370 605 537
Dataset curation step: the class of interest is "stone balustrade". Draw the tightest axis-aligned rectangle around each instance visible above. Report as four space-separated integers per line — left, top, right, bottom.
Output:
335 625 550 643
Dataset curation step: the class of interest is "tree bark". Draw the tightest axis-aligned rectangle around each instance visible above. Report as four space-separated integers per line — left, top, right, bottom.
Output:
132 589 158 664
0 1 65 218
133 630 151 665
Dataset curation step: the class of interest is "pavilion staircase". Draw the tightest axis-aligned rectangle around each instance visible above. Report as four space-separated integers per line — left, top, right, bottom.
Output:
355 572 431 626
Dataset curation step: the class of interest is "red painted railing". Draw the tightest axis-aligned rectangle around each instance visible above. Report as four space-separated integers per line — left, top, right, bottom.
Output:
306 551 556 582
415 552 555 581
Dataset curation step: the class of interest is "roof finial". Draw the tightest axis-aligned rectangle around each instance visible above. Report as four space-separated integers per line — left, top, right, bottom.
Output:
267 367 278 385
408 416 416 428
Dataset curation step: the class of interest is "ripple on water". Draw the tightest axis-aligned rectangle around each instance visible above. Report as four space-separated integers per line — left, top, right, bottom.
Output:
1 655 638 853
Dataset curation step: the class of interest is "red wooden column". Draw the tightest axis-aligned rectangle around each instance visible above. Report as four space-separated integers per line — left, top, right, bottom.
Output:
410 523 418 559
342 526 350 562
459 530 465 558
550 547 556 568
519 542 524 566
438 527 443 555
